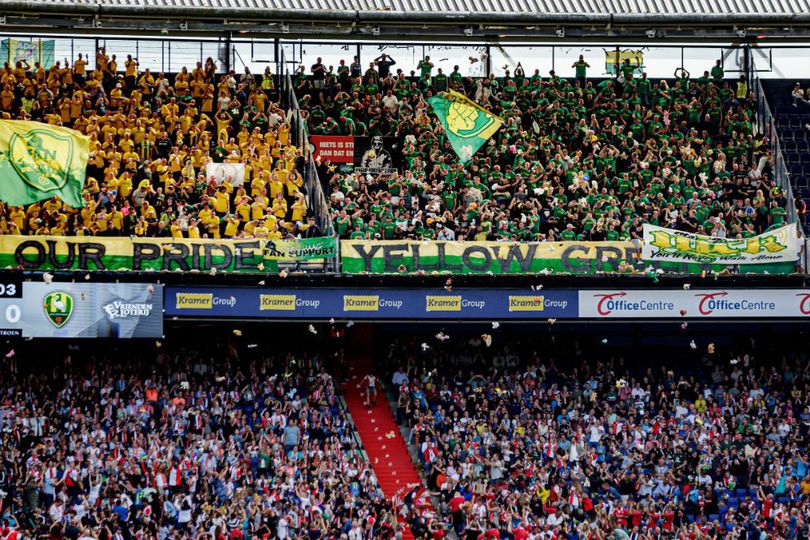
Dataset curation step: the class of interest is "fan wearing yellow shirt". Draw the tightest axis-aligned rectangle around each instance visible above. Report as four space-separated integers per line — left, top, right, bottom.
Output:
170 219 184 239
266 222 283 240
250 173 267 198
42 198 62 216
118 172 134 198
73 53 87 84
0 85 15 112
290 194 307 223
270 193 288 220
133 217 148 237
96 47 109 72
278 123 290 146
109 207 124 234
187 218 201 238
250 196 267 220
8 207 25 231
268 175 285 199
235 197 252 222
223 215 240 238
205 215 221 239
109 83 124 109
212 185 230 215
252 220 269 239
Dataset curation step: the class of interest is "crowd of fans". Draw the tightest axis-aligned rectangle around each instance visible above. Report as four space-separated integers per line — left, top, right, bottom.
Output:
0 50 796 245
386 335 810 539
2 324 810 540
0 341 405 540
0 50 321 240
301 55 790 242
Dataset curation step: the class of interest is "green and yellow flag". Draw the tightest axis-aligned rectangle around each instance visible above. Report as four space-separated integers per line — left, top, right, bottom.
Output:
428 90 503 163
0 120 89 208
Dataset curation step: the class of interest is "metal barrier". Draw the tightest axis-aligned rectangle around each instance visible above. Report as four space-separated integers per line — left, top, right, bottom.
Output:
753 75 800 227
279 48 339 272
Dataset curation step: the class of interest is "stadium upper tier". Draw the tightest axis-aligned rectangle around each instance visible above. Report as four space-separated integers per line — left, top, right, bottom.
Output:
300 58 789 242
0 52 319 240
0 52 794 249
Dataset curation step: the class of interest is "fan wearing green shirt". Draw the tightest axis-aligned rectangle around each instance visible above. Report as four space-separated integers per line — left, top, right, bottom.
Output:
572 55 590 86
417 56 434 79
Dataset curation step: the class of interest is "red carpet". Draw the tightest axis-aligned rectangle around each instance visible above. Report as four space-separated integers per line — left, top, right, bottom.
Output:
342 360 422 539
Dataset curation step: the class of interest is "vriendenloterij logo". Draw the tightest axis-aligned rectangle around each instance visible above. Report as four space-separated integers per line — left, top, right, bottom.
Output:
9 128 74 192
43 291 74 328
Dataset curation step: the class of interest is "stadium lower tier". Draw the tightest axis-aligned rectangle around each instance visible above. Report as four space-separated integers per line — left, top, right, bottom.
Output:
1 322 808 540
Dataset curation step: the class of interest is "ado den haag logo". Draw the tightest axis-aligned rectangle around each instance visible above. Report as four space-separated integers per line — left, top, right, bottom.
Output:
43 291 74 328
8 128 74 192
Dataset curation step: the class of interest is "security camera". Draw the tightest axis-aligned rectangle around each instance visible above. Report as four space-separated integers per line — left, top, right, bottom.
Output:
0 16 6 25
372 26 381 36
555 28 565 38
737 29 747 38
464 27 473 37
179 21 188 31
645 29 657 38
281 22 289 34
92 18 102 28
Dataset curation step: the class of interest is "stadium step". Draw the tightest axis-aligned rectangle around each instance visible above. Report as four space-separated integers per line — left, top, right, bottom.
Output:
342 362 422 540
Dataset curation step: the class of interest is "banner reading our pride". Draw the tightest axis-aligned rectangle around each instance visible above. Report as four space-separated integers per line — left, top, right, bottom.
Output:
1 235 337 273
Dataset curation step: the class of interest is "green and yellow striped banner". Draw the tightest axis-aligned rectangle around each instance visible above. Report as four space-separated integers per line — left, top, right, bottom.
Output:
2 235 337 273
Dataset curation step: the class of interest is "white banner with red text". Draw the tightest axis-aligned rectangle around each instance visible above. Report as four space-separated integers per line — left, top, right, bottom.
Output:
579 289 810 318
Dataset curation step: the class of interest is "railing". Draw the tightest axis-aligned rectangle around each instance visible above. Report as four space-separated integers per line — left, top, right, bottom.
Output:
754 77 799 226
279 48 339 272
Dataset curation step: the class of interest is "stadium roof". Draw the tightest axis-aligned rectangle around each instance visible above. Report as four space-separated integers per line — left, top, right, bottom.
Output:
3 0 810 38
8 0 810 19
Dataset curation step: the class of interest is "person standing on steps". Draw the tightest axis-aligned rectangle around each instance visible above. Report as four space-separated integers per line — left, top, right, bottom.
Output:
364 372 378 407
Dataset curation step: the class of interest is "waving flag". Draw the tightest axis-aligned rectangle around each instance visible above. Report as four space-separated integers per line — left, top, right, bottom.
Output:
428 91 503 163
0 120 89 208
